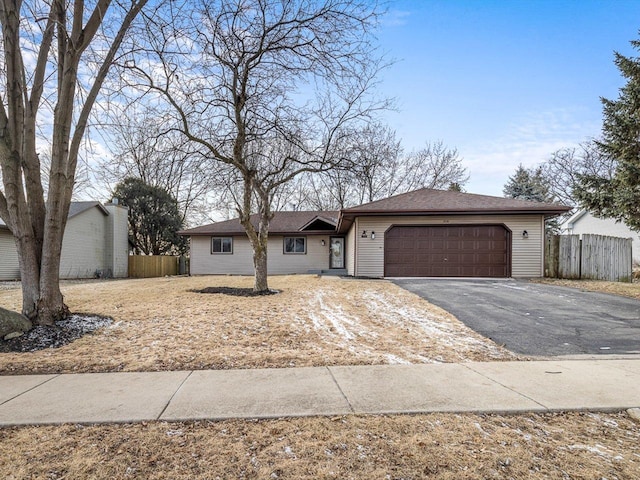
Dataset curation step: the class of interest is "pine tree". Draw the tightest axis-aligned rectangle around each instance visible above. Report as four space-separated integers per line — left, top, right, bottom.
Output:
503 165 552 203
574 35 640 231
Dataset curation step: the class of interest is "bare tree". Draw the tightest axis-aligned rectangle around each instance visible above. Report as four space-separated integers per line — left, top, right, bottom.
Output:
127 0 389 292
0 0 148 324
541 140 617 208
296 131 468 210
100 111 220 227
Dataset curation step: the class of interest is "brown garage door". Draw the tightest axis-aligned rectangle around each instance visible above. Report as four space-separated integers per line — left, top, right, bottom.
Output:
384 225 510 277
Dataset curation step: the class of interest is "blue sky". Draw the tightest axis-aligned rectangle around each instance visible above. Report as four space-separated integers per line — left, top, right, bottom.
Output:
376 0 640 196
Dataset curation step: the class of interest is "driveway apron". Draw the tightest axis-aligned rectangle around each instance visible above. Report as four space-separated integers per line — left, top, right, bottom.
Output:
391 278 640 356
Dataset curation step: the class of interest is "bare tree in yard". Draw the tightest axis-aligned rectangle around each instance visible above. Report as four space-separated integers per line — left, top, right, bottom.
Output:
100 111 219 227
541 140 616 209
299 129 468 210
0 0 148 325
128 0 388 292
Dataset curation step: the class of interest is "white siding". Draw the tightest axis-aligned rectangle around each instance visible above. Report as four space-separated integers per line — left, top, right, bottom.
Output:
0 230 20 280
190 235 332 275
104 204 129 277
351 214 545 278
0 204 129 280
59 208 109 279
565 212 639 263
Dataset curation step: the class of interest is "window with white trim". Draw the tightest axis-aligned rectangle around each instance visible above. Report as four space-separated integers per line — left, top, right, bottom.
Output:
211 237 233 254
284 236 306 254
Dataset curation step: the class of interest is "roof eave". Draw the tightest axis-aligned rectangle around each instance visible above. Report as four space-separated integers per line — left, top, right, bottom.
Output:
180 229 337 237
341 208 571 217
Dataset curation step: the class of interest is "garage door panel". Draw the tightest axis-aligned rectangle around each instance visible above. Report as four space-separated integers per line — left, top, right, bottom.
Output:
385 225 510 277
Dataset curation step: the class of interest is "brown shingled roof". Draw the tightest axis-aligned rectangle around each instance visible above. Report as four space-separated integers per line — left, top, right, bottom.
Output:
180 188 571 237
336 188 571 233
179 211 339 236
342 188 570 215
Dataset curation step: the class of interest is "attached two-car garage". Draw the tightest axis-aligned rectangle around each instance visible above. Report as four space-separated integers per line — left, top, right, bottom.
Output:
384 225 511 277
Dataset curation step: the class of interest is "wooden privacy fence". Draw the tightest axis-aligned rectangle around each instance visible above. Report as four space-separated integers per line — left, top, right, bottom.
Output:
128 255 182 278
545 234 632 282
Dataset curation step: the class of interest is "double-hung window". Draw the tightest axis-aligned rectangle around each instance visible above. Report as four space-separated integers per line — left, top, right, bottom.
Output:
211 237 233 254
284 236 306 254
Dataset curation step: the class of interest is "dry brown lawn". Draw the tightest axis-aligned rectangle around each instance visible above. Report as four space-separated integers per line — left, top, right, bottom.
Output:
0 275 518 375
2 276 640 478
536 278 640 300
1 412 639 479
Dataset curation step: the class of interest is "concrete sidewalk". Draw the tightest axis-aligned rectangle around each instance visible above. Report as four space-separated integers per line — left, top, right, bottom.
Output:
0 359 639 426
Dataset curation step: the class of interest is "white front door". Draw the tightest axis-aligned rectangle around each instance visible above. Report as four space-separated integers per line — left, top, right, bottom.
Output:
330 237 345 269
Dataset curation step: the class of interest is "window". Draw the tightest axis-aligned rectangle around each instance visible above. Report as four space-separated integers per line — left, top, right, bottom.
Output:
211 237 233 254
284 236 306 254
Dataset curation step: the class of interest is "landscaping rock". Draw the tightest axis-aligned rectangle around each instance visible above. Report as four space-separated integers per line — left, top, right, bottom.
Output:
0 307 32 338
4 331 24 340
627 408 640 423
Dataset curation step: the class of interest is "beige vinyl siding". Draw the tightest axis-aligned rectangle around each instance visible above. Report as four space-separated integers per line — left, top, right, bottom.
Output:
190 235 332 275
354 214 545 278
345 223 356 275
0 230 20 280
59 208 109 279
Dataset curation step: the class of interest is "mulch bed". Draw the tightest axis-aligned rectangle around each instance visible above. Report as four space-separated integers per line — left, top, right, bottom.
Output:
190 287 280 297
0 314 112 353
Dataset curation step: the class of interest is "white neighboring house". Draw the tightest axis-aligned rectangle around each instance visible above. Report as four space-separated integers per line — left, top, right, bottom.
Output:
0 201 129 280
561 209 640 264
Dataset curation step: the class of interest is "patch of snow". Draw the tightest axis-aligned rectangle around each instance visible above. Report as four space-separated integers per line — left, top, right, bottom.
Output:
385 354 411 365
2 314 112 352
566 444 623 461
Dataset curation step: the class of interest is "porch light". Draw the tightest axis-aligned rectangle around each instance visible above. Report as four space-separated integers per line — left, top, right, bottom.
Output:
321 239 326 246
361 230 367 238
371 231 376 240
522 230 528 238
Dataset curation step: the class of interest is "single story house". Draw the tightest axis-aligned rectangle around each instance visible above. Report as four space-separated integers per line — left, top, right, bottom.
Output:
180 188 570 278
561 209 639 263
0 201 129 280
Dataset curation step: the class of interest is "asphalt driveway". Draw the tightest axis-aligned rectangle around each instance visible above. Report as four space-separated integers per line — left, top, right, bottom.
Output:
391 278 640 356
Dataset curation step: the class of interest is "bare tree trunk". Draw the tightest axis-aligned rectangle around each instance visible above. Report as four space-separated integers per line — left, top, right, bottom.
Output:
0 0 147 325
14 234 41 320
252 241 269 292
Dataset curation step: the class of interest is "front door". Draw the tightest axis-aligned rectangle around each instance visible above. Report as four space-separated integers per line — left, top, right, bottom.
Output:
330 237 345 269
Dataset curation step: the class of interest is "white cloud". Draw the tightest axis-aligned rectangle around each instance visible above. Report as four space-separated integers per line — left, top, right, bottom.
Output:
461 108 600 196
382 9 412 27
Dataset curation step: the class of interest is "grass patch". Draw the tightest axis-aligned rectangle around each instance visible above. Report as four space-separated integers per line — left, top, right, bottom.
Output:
1 412 638 479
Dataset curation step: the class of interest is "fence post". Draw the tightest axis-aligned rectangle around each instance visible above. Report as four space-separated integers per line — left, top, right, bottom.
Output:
544 235 560 278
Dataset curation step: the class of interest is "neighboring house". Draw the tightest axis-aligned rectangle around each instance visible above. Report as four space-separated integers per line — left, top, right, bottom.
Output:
562 209 640 263
180 188 570 278
0 201 129 280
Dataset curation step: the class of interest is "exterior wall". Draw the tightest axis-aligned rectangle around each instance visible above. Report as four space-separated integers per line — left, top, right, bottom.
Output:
60 208 109 279
190 234 332 275
0 229 20 280
104 204 130 277
564 212 639 263
0 204 129 280
351 214 545 278
345 222 356 276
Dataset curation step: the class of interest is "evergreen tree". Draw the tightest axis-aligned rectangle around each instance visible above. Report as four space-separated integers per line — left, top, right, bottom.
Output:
574 35 640 231
504 165 559 233
113 178 186 255
503 165 552 202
